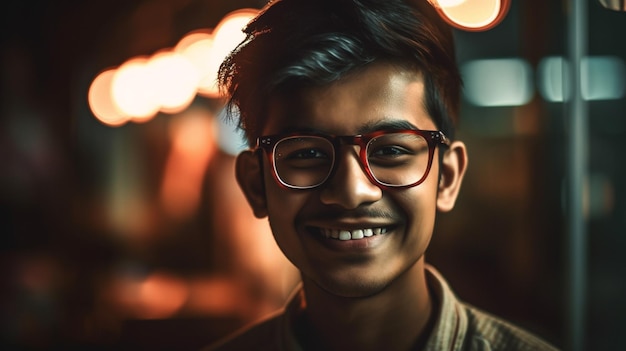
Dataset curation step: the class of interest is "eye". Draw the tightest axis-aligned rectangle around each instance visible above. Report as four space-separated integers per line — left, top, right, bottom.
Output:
368 145 415 168
366 133 429 167
279 147 331 170
369 145 412 158
274 136 334 170
287 148 329 160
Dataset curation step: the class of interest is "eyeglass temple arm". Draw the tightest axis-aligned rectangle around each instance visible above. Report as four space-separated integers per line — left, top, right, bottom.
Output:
432 131 451 146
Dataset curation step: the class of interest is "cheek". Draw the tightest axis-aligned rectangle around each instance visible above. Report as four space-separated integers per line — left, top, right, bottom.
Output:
398 176 439 245
401 191 436 227
263 175 304 219
263 179 309 260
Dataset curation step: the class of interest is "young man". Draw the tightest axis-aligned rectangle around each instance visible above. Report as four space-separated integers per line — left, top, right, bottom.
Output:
204 0 559 350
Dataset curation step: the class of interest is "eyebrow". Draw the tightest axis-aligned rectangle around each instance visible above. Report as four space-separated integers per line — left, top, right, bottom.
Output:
272 118 420 136
274 126 320 135
356 119 419 134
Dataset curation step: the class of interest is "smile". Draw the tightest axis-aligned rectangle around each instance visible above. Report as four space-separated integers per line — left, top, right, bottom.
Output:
316 227 389 241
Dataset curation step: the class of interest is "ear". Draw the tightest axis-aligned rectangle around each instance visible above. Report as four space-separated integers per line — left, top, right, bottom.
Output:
235 150 269 218
437 140 468 212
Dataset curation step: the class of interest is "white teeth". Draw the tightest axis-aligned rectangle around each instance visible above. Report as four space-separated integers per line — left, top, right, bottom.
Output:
339 231 352 241
321 227 388 240
351 229 364 240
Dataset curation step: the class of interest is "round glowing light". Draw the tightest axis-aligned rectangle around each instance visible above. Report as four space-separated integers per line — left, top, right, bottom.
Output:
177 32 217 97
147 51 200 114
138 272 189 319
88 69 129 126
202 8 259 97
175 30 212 53
428 0 510 31
111 57 159 121
436 0 466 6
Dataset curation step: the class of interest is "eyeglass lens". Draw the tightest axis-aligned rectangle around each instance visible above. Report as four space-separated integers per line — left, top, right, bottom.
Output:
272 133 430 188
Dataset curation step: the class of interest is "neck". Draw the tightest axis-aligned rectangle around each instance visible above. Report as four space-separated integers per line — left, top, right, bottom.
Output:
296 259 434 351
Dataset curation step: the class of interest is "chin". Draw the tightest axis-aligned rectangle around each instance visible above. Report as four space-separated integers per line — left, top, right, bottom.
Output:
313 272 394 298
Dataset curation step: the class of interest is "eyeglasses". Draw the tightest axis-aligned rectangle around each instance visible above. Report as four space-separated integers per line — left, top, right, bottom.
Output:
255 129 450 190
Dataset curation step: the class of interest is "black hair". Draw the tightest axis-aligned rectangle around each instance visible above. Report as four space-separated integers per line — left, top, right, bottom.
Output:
218 0 461 145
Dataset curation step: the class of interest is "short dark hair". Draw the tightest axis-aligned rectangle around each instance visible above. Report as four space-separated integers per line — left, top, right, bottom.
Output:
218 0 462 145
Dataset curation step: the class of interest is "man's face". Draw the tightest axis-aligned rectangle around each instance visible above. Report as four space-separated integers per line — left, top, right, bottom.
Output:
245 63 443 298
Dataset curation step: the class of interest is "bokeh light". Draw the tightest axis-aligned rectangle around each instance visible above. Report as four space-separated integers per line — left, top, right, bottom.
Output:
462 58 533 107
109 269 189 320
175 30 217 97
428 0 510 31
202 9 258 97
111 57 160 122
537 56 626 102
598 0 626 11
147 50 199 114
581 56 625 100
88 9 259 125
88 69 129 126
174 30 213 53
160 107 216 221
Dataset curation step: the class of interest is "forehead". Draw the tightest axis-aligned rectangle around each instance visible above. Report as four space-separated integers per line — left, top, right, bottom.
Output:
264 62 434 136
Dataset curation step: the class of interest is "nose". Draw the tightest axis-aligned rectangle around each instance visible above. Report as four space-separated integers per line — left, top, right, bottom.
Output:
319 147 383 209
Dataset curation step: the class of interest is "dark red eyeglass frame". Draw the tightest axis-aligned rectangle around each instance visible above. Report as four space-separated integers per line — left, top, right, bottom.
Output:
255 129 450 190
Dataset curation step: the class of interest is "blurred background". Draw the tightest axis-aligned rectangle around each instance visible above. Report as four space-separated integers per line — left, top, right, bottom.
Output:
1 0 624 350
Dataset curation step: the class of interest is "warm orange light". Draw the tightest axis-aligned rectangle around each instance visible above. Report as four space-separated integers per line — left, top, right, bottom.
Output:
111 57 159 122
201 8 259 97
110 271 189 319
436 0 466 5
160 108 216 221
176 31 218 98
88 69 129 126
89 9 261 127
138 272 189 319
147 50 199 114
186 277 243 316
428 0 510 31
174 30 212 53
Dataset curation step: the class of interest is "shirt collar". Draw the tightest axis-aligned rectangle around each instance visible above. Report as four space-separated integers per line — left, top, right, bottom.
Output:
423 264 468 351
